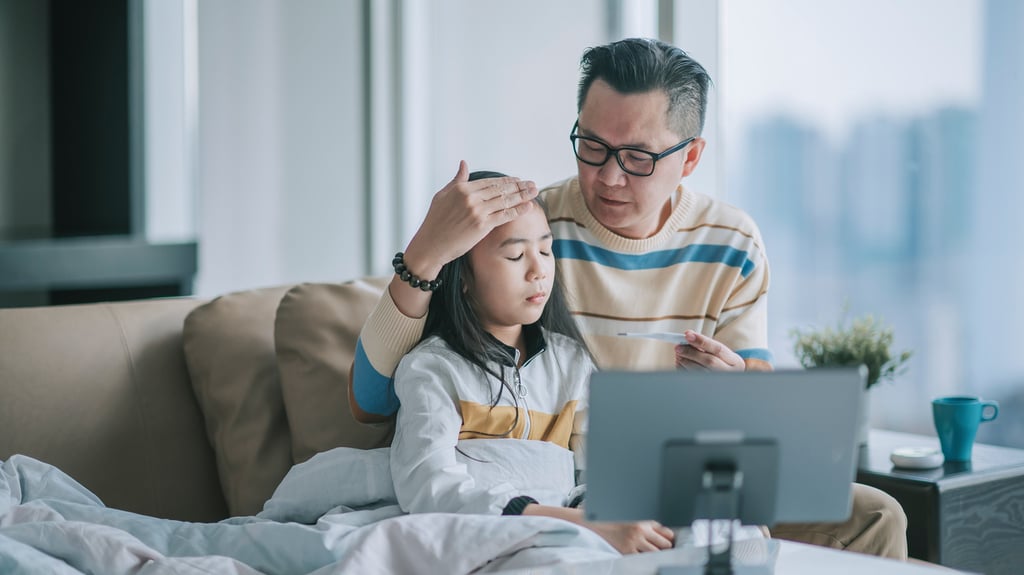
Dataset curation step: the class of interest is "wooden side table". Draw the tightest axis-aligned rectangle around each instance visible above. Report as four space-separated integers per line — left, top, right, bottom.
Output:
856 429 1024 575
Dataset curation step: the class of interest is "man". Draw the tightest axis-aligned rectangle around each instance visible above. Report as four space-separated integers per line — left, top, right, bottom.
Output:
349 38 907 559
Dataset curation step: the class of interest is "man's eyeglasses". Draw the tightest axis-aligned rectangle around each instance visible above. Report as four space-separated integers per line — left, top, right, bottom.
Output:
569 120 695 177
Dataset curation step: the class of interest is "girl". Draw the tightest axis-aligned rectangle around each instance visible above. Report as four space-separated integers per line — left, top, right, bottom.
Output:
389 171 674 554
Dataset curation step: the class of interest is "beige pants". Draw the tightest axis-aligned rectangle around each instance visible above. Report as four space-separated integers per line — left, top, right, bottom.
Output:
770 483 908 560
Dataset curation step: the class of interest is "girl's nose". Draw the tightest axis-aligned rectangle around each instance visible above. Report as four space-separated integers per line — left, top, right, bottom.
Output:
527 259 547 281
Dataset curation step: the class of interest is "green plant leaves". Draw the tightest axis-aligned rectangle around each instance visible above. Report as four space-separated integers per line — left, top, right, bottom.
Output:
790 315 913 389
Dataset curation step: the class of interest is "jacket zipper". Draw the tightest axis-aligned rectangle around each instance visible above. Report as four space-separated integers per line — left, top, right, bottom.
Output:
511 349 531 439
508 341 548 439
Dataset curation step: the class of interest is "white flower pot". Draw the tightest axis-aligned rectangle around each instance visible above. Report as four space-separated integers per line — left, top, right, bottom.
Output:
856 389 871 445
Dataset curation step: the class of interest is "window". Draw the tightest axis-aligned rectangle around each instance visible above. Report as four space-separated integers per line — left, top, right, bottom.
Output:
719 0 1023 447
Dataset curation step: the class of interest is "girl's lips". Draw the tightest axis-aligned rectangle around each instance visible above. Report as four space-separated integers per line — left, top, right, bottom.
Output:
527 293 548 304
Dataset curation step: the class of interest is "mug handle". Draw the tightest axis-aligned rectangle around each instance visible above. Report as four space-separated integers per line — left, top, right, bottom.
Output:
981 401 999 422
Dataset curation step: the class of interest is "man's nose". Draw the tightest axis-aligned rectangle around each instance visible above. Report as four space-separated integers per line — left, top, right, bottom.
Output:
597 155 627 185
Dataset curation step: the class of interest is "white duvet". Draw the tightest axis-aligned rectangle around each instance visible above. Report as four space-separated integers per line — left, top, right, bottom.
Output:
0 449 620 575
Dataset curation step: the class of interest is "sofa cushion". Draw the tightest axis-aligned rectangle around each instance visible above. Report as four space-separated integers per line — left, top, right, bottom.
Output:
183 286 294 517
274 278 394 464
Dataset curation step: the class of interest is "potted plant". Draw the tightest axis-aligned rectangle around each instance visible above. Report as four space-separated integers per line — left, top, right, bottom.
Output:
790 313 912 445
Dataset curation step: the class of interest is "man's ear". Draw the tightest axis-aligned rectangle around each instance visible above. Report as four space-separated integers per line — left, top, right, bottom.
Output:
680 137 707 179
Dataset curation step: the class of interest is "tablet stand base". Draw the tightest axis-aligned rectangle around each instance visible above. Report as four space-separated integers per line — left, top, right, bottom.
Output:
659 463 780 574
656 539 780 575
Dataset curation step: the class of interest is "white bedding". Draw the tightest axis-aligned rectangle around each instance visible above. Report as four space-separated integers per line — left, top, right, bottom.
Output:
0 451 620 574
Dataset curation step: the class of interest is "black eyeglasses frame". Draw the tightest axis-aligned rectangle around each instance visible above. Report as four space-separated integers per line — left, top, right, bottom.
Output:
569 120 696 177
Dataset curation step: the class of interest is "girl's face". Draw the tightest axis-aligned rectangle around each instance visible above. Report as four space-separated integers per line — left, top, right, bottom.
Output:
467 207 555 341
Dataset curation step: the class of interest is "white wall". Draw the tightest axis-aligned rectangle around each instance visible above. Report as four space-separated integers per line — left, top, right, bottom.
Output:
421 1 605 200
195 0 282 295
143 0 192 243
195 0 364 296
276 1 365 286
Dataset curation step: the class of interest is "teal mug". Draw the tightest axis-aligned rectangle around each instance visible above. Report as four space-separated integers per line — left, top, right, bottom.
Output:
932 396 999 462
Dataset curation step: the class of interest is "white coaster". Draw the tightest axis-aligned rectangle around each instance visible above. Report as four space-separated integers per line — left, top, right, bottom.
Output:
890 446 944 469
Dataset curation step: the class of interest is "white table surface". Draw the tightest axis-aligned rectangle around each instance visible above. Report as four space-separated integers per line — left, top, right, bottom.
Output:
493 539 970 575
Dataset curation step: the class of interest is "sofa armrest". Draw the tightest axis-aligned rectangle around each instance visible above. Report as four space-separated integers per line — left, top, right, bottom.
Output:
0 298 229 521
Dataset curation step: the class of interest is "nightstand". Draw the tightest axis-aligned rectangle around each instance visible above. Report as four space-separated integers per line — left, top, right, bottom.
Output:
856 429 1024 575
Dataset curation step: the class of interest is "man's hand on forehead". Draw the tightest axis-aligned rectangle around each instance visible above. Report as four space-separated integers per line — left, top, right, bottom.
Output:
405 161 539 271
481 179 538 218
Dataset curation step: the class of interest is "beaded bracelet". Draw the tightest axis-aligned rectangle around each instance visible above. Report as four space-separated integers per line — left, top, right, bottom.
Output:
392 252 443 292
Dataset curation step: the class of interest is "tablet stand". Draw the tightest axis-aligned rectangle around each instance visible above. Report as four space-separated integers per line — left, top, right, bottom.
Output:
658 445 780 575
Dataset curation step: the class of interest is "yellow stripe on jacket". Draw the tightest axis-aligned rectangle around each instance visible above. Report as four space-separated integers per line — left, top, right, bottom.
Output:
459 400 579 448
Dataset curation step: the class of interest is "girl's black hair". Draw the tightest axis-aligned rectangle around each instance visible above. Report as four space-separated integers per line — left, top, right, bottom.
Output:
421 170 591 437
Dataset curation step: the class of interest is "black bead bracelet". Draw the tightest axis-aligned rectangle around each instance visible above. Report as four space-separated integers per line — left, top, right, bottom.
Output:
392 252 443 292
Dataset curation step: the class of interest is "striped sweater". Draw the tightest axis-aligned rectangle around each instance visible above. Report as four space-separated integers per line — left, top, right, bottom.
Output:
352 176 772 416
544 176 772 370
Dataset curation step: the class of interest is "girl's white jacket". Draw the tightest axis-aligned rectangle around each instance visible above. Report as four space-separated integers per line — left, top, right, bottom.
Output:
390 327 594 515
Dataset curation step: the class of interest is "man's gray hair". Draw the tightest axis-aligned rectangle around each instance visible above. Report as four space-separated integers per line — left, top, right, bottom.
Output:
577 38 712 140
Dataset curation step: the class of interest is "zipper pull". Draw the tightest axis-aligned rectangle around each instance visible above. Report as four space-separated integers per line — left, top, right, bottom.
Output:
514 369 528 398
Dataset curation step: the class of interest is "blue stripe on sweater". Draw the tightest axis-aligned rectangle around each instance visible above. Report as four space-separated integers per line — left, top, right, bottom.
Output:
352 339 400 416
552 239 755 278
736 348 774 364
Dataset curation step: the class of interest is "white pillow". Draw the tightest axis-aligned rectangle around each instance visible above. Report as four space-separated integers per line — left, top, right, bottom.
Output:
258 447 395 523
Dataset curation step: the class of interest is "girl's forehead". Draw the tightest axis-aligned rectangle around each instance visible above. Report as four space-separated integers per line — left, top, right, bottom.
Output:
488 208 550 242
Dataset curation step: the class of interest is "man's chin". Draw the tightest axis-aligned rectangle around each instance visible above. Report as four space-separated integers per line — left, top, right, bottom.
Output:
590 207 660 238
589 203 632 226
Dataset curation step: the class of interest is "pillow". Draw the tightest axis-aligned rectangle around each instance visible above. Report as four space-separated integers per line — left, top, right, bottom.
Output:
257 446 395 523
183 286 294 517
274 278 393 464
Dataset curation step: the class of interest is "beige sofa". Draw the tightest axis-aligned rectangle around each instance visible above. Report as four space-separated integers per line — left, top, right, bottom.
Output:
0 277 392 522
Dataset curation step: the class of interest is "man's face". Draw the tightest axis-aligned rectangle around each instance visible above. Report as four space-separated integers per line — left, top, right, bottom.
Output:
575 78 703 239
